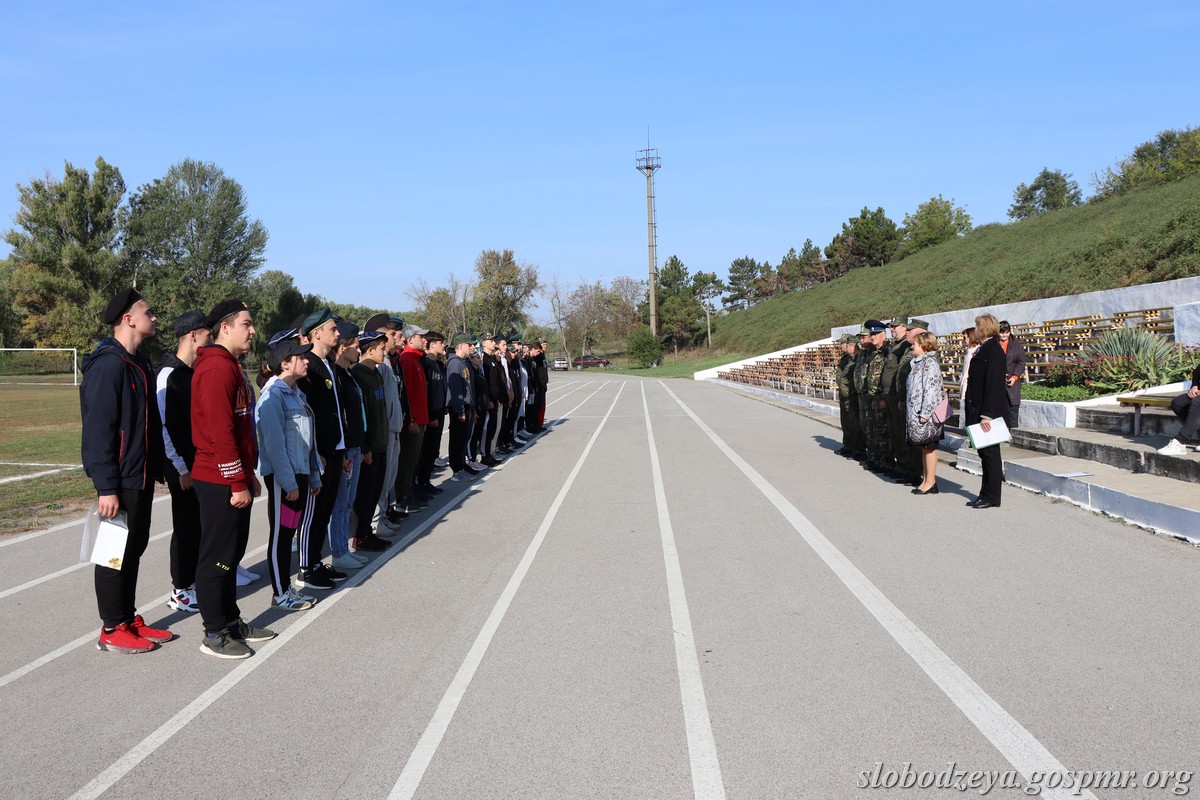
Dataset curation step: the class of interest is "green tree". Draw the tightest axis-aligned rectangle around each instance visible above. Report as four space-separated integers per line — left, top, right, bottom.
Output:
3 157 127 349
723 255 759 310
626 325 663 368
1092 126 1200 199
900 195 972 256
0 258 20 347
691 271 725 348
566 280 611 354
1008 168 1082 220
245 269 317 357
123 159 268 320
469 248 539 335
824 206 901 275
657 255 702 355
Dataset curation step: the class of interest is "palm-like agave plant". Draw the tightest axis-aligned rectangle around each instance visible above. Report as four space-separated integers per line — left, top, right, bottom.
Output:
1081 328 1195 392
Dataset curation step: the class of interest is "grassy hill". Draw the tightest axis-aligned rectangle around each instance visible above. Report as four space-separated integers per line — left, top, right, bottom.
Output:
711 174 1200 354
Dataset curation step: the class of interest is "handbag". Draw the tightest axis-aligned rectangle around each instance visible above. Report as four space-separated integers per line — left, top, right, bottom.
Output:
930 396 952 425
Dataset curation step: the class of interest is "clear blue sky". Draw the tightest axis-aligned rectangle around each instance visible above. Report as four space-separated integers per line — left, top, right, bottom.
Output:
2 1 1198 322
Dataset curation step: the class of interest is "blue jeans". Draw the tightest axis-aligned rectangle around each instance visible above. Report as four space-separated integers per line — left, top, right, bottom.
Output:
329 447 361 558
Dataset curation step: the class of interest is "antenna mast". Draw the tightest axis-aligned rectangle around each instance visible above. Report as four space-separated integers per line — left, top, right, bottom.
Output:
635 144 661 335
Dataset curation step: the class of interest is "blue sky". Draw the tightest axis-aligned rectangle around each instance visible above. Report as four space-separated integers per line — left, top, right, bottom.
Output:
2 1 1198 321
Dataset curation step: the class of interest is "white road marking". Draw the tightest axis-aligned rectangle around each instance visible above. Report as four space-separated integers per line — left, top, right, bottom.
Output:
64 384 609 798
641 383 726 800
0 495 171 549
660 381 1097 800
387 382 627 800
0 466 84 485
0 541 266 690
544 380 593 406
0 461 83 467
0 529 173 601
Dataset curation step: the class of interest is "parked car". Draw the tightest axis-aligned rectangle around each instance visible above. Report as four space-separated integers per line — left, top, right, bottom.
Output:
572 354 610 369
551 356 569 371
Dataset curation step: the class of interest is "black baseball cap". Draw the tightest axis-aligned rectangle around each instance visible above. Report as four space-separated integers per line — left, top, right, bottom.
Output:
172 310 209 338
266 339 313 372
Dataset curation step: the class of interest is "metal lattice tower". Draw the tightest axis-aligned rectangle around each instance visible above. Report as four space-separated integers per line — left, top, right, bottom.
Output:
636 147 661 335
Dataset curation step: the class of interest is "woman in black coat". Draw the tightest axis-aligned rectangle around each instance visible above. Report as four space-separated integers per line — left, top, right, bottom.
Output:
965 314 1009 509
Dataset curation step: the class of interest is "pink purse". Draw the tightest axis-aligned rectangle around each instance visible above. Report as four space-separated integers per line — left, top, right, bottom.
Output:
931 397 952 425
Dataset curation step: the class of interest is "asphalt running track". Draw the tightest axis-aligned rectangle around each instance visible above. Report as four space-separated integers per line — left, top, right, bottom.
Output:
0 374 1196 800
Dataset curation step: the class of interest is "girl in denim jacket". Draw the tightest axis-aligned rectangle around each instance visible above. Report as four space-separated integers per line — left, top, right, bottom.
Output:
256 340 323 610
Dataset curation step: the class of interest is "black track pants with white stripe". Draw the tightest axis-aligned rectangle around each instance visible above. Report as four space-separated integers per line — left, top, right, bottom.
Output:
265 474 312 597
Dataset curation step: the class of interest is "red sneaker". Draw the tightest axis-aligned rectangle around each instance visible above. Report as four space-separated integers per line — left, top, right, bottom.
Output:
97 622 156 654
131 615 174 643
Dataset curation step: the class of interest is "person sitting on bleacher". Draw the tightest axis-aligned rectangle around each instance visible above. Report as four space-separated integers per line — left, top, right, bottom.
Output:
1157 361 1200 455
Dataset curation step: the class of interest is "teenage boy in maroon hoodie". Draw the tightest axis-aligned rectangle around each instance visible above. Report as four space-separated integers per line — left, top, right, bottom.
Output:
192 300 276 659
81 288 173 654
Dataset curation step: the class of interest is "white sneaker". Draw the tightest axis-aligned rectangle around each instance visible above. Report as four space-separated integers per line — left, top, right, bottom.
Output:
167 585 199 613
235 565 260 586
434 457 449 468
348 551 369 564
332 553 363 571
1157 439 1188 455
452 470 474 482
272 587 314 611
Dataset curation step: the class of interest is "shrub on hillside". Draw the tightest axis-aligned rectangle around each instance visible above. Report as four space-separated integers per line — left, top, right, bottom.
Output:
626 326 664 368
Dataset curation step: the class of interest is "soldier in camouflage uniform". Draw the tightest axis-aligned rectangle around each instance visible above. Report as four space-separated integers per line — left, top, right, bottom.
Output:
883 319 915 483
835 334 863 458
860 320 892 472
852 327 874 465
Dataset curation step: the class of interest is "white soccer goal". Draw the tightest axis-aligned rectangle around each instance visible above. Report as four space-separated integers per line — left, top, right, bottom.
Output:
0 348 79 386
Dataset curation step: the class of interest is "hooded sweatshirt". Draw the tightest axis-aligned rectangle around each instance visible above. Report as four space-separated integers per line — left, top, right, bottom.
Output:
80 337 164 493
191 344 257 492
156 351 196 478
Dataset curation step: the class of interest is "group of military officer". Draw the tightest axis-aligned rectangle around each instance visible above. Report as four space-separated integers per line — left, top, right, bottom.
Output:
834 317 930 486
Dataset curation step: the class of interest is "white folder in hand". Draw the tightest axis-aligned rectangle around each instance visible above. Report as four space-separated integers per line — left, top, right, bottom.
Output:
966 417 1011 450
81 507 129 570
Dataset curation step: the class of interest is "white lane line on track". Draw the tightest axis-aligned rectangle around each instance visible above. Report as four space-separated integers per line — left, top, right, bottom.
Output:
660 381 1098 800
387 382 627 800
0 466 83 485
0 495 171 549
544 381 592 406
641 383 726 800
0 529 173 601
65 384 610 800
0 540 267 691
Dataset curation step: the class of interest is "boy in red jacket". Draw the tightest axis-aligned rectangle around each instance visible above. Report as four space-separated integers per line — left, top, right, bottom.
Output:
192 300 276 659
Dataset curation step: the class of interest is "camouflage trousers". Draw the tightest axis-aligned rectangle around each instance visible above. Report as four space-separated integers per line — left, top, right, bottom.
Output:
841 395 864 454
865 397 894 468
889 396 920 477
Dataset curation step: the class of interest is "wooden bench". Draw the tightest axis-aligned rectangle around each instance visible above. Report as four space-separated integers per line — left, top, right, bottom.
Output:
1117 394 1176 436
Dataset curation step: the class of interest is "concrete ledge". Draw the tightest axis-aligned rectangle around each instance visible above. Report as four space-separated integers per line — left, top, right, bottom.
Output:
954 446 1200 544
710 379 840 416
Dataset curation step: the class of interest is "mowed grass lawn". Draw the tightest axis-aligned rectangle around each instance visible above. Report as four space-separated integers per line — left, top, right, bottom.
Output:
605 351 750 379
0 385 97 534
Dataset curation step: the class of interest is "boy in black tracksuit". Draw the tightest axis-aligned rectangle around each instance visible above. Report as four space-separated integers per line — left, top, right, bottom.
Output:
81 288 172 653
415 332 447 491
156 310 212 615
294 308 348 590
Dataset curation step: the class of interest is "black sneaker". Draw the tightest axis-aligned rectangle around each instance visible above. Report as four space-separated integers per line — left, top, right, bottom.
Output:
297 566 336 591
200 631 253 660
227 619 276 643
318 563 348 583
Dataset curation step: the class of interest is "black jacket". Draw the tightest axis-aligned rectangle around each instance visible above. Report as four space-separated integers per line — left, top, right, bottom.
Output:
966 337 1009 425
482 352 505 403
1003 336 1027 406
156 352 196 478
471 360 489 413
80 338 164 493
334 363 365 450
296 351 346 456
423 354 447 416
446 354 474 417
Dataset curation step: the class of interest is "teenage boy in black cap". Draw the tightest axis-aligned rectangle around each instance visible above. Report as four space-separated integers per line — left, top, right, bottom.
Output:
192 300 275 659
445 334 476 480
156 310 212 616
467 347 489 472
366 314 407 531
480 334 505 466
294 308 349 591
81 288 173 653
351 330 394 551
394 324 430 513
415 331 447 495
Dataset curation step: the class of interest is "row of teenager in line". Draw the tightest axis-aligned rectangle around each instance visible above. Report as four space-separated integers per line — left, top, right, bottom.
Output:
79 287 552 660
833 313 1025 508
